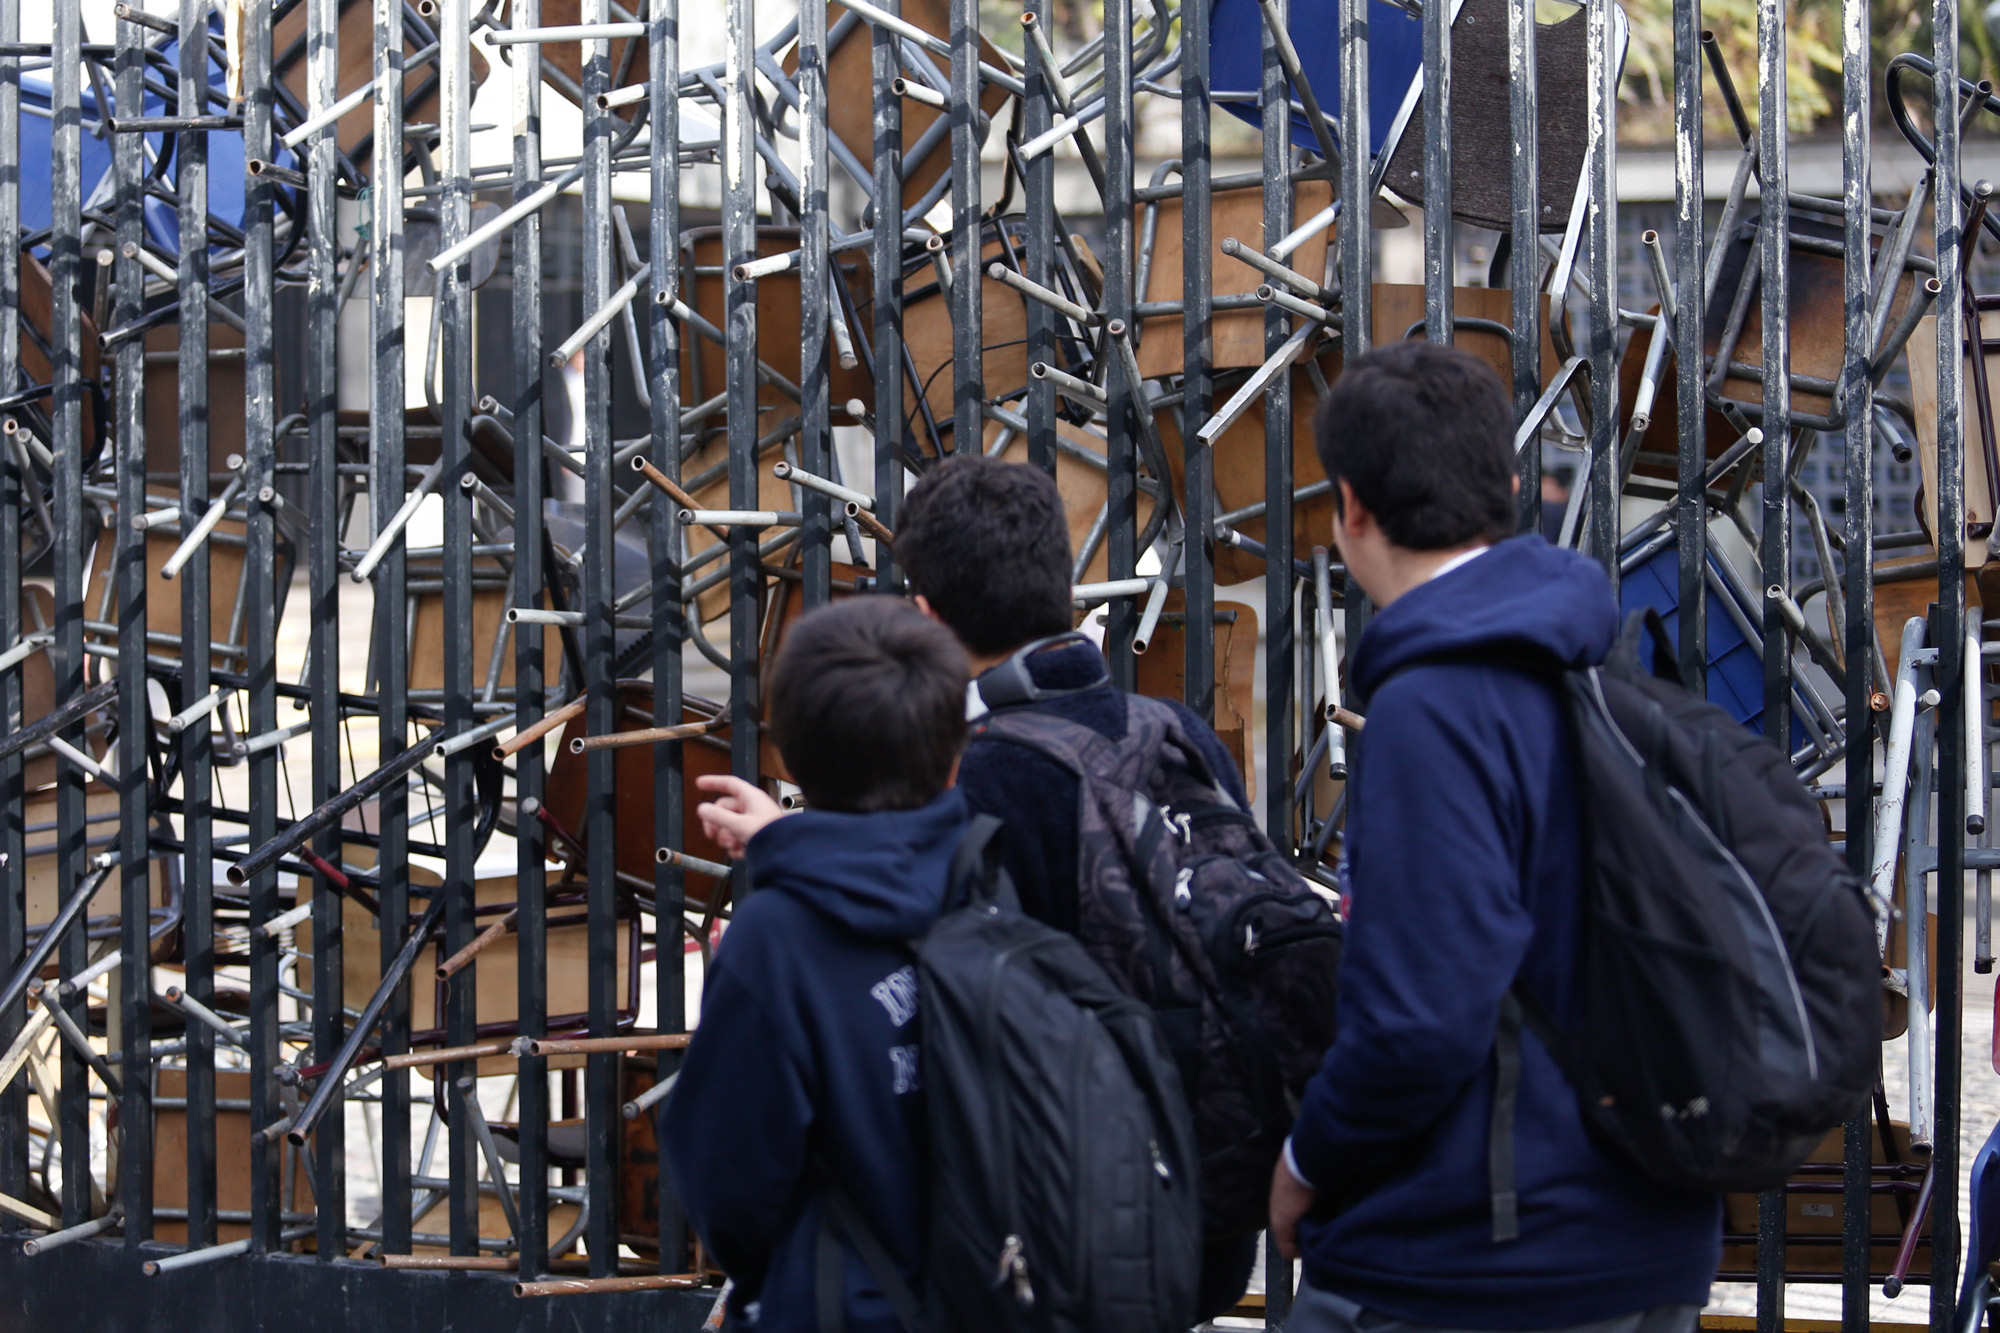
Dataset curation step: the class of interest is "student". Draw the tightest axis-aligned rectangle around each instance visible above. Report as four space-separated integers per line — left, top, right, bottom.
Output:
662 597 970 1333
895 458 1247 938
894 456 1260 1318
1270 342 1721 1333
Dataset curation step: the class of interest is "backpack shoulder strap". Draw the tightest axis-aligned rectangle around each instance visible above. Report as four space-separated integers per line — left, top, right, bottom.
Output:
974 701 1160 791
816 1180 927 1333
1605 607 1684 686
1487 984 1581 1246
944 814 1012 912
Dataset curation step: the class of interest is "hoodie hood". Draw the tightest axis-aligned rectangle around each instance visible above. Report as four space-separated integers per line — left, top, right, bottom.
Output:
1351 535 1618 695
742 788 969 939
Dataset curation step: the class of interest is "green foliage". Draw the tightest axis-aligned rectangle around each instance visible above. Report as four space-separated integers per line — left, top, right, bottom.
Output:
1618 0 1995 143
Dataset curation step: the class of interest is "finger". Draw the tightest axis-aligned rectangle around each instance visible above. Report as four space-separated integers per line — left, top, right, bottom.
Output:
705 809 763 840
697 774 758 801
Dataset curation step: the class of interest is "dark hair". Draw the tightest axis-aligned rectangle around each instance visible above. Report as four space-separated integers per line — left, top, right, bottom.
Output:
1311 341 1516 550
768 598 969 813
896 457 1074 657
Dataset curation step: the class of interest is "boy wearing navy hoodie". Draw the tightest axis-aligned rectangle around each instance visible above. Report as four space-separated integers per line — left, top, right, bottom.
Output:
1270 343 1721 1333
662 597 970 1333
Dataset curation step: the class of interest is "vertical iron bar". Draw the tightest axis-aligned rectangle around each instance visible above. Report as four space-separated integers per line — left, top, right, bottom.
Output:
439 0 480 1258
305 0 346 1254
870 0 905 582
1837 0 1873 1323
948 0 982 452
241 0 283 1255
371 0 412 1257
724 0 761 791
1508 0 1539 534
1181 0 1214 719
301 0 345 1236
1931 0 1968 1322
1102 0 1137 688
1021 11 1056 477
1268 0 1308 844
1756 0 1792 760
647 0 688 1272
178 0 218 1252
1581 0 1616 588
800 0 832 603
0 0 22 1232
113 0 152 1247
1337 0 1369 357
1421 0 1452 343
1672 0 1706 690
1264 0 1304 1307
581 0 621 1271
49 0 88 1232
513 0 551 1278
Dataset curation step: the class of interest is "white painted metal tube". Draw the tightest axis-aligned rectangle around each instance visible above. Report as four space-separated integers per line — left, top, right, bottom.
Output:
1196 324 1316 444
485 22 643 42
257 900 316 941
350 457 446 582
45 734 112 785
1071 578 1152 602
166 687 226 735
279 41 440 148
160 471 246 581
772 461 873 510
1869 617 1930 952
0 1004 54 1096
0 634 51 673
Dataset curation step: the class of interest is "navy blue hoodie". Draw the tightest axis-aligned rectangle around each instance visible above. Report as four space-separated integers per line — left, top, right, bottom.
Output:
662 790 969 1333
1288 536 1721 1328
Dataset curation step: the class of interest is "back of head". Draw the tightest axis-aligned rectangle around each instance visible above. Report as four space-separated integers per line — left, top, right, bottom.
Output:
768 597 969 813
896 456 1074 657
1312 341 1516 550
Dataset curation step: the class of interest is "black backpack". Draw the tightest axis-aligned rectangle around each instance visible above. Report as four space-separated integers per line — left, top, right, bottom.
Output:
1384 611 1881 1234
819 816 1202 1333
973 637 1345 1239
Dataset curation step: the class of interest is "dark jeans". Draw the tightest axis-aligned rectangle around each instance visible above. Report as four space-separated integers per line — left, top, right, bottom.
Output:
1283 1278 1700 1333
1196 1231 1262 1323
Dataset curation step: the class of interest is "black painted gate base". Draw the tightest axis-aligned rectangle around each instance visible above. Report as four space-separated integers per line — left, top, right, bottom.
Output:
0 1238 716 1333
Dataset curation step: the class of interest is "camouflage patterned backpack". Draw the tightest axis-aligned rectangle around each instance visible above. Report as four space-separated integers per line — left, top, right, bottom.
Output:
973 694 1344 1238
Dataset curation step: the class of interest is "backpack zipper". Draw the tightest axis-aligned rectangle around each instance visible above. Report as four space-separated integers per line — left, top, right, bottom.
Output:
994 1233 1034 1309
981 941 1054 1312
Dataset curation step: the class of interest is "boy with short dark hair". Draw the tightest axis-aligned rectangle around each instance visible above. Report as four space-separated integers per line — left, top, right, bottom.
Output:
896 456 1247 930
663 597 971 1333
1271 341 1720 1333
895 455 1260 1316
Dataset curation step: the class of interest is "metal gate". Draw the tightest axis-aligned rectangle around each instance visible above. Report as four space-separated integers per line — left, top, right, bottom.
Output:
0 0 1983 1325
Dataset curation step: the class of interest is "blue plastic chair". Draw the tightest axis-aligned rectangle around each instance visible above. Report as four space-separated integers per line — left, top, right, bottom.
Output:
1958 1119 2000 1333
1209 0 1426 161
18 28 292 255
